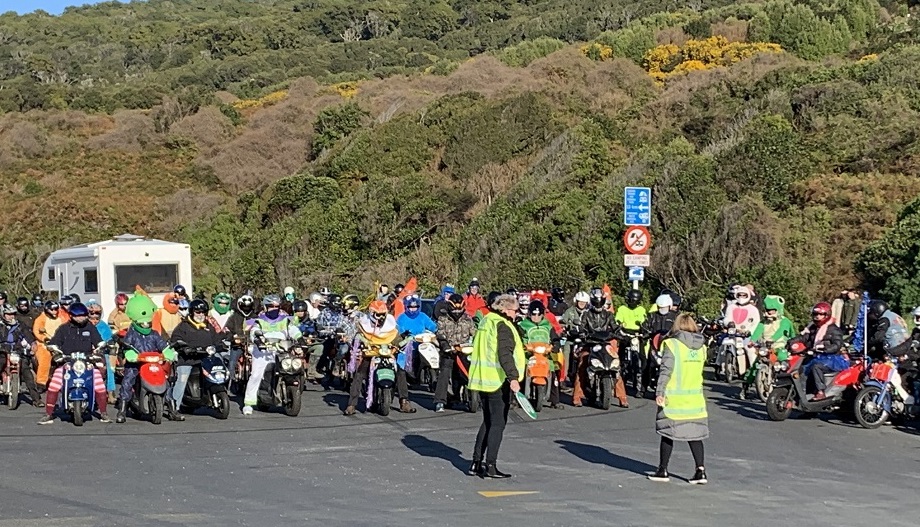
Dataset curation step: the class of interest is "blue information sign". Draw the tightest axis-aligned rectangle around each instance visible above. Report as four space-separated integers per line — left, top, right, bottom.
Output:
628 266 644 281
624 187 652 226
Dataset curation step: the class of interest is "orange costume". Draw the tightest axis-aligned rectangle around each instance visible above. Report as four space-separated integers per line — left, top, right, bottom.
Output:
152 293 182 339
32 309 70 386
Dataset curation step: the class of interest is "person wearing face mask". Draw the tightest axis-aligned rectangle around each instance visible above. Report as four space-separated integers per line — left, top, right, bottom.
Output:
1 304 42 407
433 294 477 412
396 294 437 388
518 300 564 409
224 294 257 392
38 303 110 424
741 295 796 399
117 293 176 423
790 302 846 401
242 295 302 416
283 286 297 304
152 293 183 339
344 301 402 415
170 299 224 420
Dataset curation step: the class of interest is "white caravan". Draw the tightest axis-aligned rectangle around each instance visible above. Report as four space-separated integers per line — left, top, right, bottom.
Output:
40 234 193 317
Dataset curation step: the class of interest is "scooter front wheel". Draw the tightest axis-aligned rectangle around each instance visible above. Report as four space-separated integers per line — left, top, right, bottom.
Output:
7 373 20 410
600 376 612 410
766 387 792 421
377 387 392 416
149 394 164 425
72 400 85 427
214 391 231 420
854 385 889 429
284 385 301 417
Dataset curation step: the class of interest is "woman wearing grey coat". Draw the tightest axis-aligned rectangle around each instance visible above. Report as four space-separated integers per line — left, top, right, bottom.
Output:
648 313 709 484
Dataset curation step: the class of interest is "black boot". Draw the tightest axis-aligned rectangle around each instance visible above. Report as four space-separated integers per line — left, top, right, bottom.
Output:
482 463 512 479
166 400 185 422
467 460 483 476
115 399 127 424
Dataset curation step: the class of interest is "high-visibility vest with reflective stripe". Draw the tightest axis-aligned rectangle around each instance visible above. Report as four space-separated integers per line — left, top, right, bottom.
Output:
662 338 707 420
469 312 526 393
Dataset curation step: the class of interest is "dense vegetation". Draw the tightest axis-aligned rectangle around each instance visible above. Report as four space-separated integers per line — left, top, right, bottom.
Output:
1 0 919 321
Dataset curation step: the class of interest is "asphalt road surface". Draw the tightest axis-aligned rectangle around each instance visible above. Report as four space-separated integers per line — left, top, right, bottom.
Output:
1 380 918 527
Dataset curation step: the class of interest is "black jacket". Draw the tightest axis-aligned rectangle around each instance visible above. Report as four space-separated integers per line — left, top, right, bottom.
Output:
792 322 845 355
0 323 35 349
549 299 569 318
580 309 618 335
48 321 102 356
170 320 223 366
495 312 520 382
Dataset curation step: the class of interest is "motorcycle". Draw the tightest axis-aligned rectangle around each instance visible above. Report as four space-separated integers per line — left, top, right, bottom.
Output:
617 329 642 391
853 356 920 429
716 323 747 384
766 344 865 422
361 341 398 416
49 343 108 426
0 341 30 410
583 331 621 410
741 341 789 402
414 331 439 393
253 334 304 417
121 344 171 425
173 342 232 420
524 341 552 412
451 341 479 413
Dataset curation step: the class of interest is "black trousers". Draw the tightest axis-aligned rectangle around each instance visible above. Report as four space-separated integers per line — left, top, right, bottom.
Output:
434 352 456 404
473 382 511 464
659 437 704 470
347 359 410 408
810 362 834 392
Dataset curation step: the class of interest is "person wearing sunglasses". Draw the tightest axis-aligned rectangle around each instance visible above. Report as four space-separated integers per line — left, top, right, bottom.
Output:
32 300 69 391
108 293 131 336
86 299 117 403
790 302 846 402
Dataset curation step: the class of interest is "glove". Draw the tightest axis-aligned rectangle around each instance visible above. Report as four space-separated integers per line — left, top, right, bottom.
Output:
163 347 177 362
124 349 138 362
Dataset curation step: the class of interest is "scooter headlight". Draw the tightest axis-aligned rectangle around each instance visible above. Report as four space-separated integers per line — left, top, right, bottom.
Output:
759 349 768 357
72 360 87 375
774 361 787 372
281 357 293 371
8 353 19 364
630 337 639 347
291 358 304 370
211 371 227 383
590 358 603 368
612 357 620 369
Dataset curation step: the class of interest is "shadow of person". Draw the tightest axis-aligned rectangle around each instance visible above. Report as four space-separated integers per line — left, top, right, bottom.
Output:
322 393 349 411
401 434 468 473
555 440 656 475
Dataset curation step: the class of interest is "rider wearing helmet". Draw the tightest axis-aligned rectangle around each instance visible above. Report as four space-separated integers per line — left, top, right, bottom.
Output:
616 290 647 333
242 295 302 415
530 290 563 335
867 299 909 361
741 295 796 399
117 293 175 423
173 285 190 302
517 300 563 409
152 293 183 339
59 295 75 315
789 302 846 401
32 300 67 390
319 287 333 302
170 299 224 420
394 294 437 413
15 296 35 329
344 300 401 415
1 303 42 407
638 294 679 397
38 303 110 424
561 291 591 380
314 294 349 379
283 286 297 304
433 294 477 412
549 287 569 317
85 299 116 402
31 293 44 311
722 286 760 335
463 279 487 319
307 292 325 320
515 291 532 322
108 293 131 336
209 293 234 333
575 288 627 408
224 294 257 391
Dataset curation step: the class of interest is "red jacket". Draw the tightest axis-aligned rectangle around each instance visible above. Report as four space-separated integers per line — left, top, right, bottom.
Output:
463 293 487 318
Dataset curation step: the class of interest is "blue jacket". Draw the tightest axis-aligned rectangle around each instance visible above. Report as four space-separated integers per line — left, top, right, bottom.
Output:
122 327 169 354
396 312 437 336
96 321 113 342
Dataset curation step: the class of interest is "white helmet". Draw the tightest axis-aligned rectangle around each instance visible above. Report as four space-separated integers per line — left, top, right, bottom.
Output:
655 294 673 315
309 292 324 304
319 287 332 297
574 291 590 304
912 306 920 324
283 286 295 296
735 286 752 305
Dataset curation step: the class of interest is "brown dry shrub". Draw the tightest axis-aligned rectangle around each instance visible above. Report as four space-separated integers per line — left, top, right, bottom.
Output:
656 26 689 46
2 120 47 159
712 20 750 43
170 106 236 153
214 91 239 104
153 189 227 232
464 159 529 217
287 77 320 101
86 110 159 152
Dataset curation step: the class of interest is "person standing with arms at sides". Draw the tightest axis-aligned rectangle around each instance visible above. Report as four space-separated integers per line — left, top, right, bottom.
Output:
648 313 709 485
468 294 526 479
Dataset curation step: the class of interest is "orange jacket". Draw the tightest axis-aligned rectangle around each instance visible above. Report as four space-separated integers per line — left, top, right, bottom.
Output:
32 310 69 343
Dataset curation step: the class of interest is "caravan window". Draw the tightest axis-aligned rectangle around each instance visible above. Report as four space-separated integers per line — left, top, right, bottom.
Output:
47 267 55 281
115 264 178 294
84 269 99 293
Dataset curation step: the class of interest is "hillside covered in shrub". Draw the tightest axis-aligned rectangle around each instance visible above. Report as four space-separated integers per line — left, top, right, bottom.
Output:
1 0 919 320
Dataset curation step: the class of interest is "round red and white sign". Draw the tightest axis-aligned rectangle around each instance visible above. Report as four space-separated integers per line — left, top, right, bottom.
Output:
623 226 651 255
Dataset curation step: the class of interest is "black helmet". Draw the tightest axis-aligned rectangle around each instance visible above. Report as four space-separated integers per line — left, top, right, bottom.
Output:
16 297 29 311
70 293 81 303
394 284 405 295
486 291 501 309
44 300 60 312
292 299 308 314
174 285 188 297
189 299 209 314
626 289 642 307
551 287 565 301
60 295 74 307
506 287 518 296
327 293 343 310
527 300 546 317
0 291 6 302
668 291 682 308
447 293 465 320
342 294 360 312
588 287 605 310
69 302 89 317
31 293 43 308
868 299 888 320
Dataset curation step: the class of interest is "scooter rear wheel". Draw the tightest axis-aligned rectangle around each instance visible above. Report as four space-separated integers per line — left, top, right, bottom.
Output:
150 394 164 425
766 387 792 421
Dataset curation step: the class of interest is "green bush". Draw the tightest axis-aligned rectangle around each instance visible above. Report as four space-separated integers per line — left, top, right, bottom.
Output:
311 102 370 159
495 37 567 67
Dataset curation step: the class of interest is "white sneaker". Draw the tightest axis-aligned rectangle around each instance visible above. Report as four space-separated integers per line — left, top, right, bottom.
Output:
242 406 253 416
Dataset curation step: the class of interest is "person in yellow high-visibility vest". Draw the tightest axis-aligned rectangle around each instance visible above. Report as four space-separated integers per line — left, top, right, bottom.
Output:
468 294 526 479
648 313 710 485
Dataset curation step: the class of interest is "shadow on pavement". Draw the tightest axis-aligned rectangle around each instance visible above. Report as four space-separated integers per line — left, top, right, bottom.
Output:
555 440 655 475
322 393 348 411
401 433 468 473
705 382 768 420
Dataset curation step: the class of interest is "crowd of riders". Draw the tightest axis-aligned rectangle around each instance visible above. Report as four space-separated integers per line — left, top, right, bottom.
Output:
2 279 919 425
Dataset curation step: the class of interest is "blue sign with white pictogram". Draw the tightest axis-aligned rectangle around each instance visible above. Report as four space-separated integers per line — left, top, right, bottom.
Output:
624 187 652 226
628 266 644 281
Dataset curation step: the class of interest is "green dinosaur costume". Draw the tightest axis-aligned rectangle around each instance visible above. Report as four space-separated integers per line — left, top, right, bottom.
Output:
124 292 175 362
